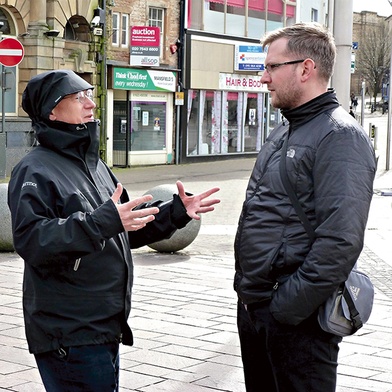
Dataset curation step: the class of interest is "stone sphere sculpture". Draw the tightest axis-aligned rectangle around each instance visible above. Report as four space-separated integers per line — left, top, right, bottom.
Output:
0 184 14 251
144 184 201 252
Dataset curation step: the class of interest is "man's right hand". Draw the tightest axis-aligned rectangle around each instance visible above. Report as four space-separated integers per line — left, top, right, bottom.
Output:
111 183 159 231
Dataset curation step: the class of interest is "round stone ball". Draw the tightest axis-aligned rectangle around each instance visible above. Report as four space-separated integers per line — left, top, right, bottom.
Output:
144 184 201 252
0 183 14 251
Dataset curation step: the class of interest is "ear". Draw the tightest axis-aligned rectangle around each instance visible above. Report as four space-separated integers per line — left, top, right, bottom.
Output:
300 58 316 81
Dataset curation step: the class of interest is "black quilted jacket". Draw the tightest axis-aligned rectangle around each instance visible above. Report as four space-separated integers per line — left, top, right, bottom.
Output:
234 90 376 325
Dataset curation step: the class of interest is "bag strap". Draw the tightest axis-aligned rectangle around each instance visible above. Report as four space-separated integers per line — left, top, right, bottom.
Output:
342 286 363 331
279 133 315 243
279 132 363 331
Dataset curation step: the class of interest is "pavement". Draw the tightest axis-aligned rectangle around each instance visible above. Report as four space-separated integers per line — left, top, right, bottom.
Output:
1 105 392 391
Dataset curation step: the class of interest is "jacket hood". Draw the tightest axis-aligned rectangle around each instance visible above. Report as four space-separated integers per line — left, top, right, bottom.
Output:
22 70 93 124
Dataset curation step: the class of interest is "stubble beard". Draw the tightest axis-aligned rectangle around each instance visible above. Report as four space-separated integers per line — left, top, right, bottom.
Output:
271 78 301 110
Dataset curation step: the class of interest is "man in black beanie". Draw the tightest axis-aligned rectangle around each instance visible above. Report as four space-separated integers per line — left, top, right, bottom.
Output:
8 70 220 391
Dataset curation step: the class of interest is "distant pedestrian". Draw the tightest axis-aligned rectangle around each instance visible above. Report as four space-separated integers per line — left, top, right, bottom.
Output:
350 92 355 105
351 93 358 111
353 96 358 111
7 70 220 392
234 22 376 392
349 106 355 118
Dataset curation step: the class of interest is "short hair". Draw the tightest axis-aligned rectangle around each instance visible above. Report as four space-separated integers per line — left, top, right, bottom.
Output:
261 22 336 82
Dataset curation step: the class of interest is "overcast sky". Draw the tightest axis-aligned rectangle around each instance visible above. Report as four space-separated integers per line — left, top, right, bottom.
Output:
352 0 391 16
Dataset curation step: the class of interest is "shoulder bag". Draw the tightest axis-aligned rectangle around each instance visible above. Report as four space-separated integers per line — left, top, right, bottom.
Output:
279 132 374 337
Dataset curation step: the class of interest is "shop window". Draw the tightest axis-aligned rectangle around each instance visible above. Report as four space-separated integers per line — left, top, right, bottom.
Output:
113 100 166 153
187 90 275 156
131 101 166 151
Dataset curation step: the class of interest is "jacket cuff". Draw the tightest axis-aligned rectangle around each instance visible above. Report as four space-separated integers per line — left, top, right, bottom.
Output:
91 199 124 239
171 193 192 229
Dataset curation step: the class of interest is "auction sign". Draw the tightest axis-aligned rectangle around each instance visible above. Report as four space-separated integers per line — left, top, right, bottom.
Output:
130 26 160 67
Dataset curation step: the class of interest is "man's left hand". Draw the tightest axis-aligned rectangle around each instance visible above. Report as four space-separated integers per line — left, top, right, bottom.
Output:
176 181 220 220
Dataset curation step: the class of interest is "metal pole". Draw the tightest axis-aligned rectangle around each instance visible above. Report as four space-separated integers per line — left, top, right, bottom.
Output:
360 81 365 127
0 64 6 178
386 49 392 170
1 64 4 133
385 2 392 170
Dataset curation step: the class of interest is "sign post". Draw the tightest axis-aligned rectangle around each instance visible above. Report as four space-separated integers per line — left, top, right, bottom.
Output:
0 37 24 178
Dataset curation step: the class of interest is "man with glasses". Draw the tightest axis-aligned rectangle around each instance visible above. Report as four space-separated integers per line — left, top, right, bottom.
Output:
8 70 220 391
234 23 376 391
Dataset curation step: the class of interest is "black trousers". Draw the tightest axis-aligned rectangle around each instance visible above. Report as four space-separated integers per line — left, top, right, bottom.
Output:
237 300 342 392
35 342 120 392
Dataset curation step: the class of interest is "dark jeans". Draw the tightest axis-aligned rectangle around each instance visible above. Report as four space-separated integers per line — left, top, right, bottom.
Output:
237 300 342 392
35 342 120 392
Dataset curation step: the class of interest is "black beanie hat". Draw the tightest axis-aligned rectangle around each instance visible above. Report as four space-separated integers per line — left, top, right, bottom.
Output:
22 70 94 123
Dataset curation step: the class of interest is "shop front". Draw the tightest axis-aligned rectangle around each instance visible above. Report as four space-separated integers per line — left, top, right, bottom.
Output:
180 33 280 162
107 66 177 167
184 74 280 158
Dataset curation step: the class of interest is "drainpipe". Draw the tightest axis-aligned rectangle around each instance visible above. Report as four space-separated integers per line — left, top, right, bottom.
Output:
99 0 107 162
175 0 186 164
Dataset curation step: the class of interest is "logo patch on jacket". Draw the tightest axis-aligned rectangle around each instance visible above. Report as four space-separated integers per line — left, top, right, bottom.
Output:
287 148 296 158
22 182 37 189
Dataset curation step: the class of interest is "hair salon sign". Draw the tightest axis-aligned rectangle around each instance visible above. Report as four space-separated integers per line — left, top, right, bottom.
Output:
219 73 268 92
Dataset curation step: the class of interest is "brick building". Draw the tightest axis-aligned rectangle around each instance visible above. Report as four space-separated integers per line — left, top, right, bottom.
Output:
105 0 181 167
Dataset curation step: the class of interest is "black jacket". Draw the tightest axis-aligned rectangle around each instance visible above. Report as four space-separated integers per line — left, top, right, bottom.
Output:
234 90 376 325
8 119 190 354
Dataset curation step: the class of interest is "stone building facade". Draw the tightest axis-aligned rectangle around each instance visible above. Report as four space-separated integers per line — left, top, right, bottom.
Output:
1 0 102 176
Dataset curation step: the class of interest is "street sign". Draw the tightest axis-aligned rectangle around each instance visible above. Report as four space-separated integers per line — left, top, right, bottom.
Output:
0 37 24 67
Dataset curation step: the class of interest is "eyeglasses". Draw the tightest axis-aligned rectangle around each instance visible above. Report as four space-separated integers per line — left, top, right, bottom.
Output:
64 90 94 104
264 59 306 74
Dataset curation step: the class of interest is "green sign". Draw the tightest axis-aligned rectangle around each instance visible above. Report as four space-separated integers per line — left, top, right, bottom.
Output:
113 68 176 92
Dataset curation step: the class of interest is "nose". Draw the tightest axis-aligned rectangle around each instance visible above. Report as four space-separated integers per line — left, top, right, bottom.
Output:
260 70 271 84
85 97 96 109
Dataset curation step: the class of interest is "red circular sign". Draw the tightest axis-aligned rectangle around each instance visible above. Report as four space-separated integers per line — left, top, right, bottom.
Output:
0 37 24 67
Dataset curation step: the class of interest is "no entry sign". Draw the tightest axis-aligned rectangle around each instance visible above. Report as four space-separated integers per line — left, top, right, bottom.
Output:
0 37 24 67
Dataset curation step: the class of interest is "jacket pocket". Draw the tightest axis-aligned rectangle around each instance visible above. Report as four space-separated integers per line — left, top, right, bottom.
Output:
268 238 287 280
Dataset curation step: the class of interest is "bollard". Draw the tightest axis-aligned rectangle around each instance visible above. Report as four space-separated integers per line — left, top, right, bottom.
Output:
143 184 201 253
373 126 378 151
0 183 14 251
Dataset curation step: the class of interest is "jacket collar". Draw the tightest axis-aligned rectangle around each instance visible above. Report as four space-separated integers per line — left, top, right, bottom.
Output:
33 120 100 165
281 89 340 128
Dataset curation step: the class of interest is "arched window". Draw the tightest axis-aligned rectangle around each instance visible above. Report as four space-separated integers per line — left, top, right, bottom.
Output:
64 16 90 42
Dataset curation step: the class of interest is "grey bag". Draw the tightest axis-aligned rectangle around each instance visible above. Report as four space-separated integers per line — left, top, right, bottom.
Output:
317 268 374 337
279 133 374 337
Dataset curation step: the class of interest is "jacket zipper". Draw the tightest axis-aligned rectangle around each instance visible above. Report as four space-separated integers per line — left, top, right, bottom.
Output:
74 258 81 271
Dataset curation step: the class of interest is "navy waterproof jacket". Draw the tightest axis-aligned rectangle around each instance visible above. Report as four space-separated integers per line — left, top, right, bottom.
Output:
8 118 190 354
234 90 377 325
